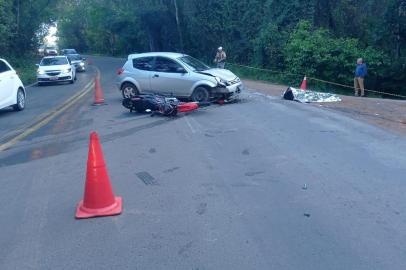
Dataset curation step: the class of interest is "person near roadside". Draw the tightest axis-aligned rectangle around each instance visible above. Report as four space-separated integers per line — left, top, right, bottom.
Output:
354 58 368 97
214 47 227 69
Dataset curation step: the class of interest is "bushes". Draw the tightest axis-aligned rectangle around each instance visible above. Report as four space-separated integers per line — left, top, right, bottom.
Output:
283 21 388 86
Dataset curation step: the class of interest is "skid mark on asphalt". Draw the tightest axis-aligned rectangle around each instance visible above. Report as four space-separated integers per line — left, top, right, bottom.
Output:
101 118 171 141
196 203 207 215
0 117 174 167
163 166 180 173
178 241 193 257
245 171 265 177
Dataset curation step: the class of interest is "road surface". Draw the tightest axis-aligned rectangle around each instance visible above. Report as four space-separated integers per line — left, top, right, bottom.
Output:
0 56 405 270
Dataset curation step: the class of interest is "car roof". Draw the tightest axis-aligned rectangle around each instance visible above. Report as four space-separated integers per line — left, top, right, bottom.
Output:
128 52 187 60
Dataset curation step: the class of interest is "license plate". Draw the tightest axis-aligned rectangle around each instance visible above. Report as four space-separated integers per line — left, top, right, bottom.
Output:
49 76 58 81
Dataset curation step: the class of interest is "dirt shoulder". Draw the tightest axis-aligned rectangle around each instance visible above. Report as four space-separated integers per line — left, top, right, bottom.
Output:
243 79 406 136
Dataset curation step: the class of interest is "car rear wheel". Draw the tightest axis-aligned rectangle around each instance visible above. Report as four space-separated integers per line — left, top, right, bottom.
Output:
13 89 25 111
121 83 139 98
191 87 210 102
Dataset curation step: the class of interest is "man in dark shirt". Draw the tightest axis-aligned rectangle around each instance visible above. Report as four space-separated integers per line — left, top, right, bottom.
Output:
354 58 368 97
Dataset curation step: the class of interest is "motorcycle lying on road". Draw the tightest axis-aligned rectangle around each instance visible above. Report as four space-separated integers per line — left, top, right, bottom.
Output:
122 94 210 116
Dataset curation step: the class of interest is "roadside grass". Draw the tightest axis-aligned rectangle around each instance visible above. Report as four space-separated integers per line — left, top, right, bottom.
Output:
228 64 385 99
8 55 41 85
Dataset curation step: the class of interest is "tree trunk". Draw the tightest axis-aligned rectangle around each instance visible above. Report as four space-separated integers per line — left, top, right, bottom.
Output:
173 0 184 52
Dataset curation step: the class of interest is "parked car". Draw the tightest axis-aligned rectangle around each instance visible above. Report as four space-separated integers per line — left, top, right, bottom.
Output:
0 59 26 111
61 49 78 55
67 54 86 72
37 56 76 85
44 46 58 56
116 52 243 102
38 45 46 56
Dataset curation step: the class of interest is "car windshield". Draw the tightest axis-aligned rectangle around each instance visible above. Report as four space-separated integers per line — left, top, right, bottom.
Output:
179 56 210 71
40 57 68 66
65 49 77 54
68 54 82 61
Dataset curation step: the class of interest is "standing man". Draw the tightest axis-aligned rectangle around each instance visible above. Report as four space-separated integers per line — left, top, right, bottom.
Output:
214 47 227 69
354 58 368 97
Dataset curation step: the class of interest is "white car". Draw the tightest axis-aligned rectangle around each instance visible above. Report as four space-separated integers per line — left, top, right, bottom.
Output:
0 59 26 111
37 56 76 85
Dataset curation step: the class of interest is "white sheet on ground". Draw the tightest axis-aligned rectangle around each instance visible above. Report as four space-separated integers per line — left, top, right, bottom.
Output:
288 87 341 103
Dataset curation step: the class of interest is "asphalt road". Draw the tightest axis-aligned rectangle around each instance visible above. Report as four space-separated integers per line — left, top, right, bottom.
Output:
0 56 405 270
0 67 96 144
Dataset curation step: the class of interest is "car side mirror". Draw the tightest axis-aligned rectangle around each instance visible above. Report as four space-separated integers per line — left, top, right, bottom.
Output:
35 64 40 67
82 57 86 61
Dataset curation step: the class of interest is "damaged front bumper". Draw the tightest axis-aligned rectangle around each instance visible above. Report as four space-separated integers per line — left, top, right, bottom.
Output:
212 82 244 100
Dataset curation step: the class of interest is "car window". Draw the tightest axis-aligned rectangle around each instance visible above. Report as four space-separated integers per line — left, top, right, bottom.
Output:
68 54 82 61
40 57 69 66
64 49 77 54
153 57 184 73
179 56 209 71
0 60 11 73
133 57 154 71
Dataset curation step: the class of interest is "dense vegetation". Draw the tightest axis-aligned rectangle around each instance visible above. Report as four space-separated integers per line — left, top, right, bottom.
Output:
1 0 405 95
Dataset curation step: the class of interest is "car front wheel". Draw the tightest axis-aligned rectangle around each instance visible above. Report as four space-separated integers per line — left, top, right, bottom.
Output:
121 83 139 98
191 87 210 102
13 89 25 111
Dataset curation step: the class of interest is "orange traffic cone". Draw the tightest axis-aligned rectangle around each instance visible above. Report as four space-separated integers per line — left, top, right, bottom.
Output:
93 77 105 105
75 132 122 219
300 76 307 91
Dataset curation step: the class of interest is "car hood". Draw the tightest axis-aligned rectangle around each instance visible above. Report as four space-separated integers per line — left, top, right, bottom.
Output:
39 65 71 71
197 68 237 81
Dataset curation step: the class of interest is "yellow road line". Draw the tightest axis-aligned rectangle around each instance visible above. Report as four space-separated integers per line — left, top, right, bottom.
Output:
0 79 96 152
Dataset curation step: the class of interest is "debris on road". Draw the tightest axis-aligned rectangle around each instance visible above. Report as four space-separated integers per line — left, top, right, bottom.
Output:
283 87 341 103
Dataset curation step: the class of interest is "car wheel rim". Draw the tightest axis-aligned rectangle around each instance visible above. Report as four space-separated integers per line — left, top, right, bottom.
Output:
18 91 25 108
195 90 208 102
123 87 136 98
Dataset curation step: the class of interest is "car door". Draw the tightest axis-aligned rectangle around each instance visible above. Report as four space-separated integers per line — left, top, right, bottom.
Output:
132 57 155 93
0 60 14 109
150 57 194 97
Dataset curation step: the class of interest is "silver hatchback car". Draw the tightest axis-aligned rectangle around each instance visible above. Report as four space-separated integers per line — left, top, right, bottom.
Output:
116 52 243 102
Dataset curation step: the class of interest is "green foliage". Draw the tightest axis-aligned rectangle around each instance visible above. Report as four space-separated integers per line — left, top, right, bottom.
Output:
8 55 39 84
283 21 388 85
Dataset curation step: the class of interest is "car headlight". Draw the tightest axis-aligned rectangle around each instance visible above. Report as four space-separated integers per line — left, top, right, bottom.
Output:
80 62 85 66
215 76 229 87
37 69 45 75
63 68 72 73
